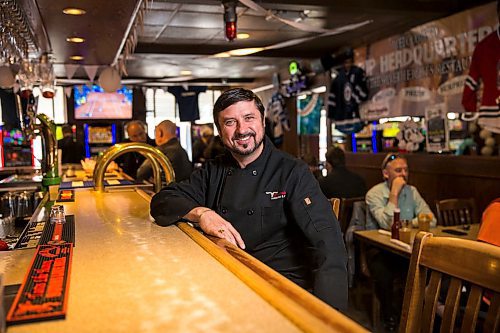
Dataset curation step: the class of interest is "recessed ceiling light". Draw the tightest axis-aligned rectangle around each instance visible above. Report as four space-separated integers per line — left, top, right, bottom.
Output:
212 52 231 58
69 55 84 61
63 8 86 15
180 70 192 76
253 65 273 71
237 33 250 39
66 37 85 43
228 47 264 56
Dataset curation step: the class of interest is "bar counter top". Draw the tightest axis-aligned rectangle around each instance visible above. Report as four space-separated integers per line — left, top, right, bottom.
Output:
1 188 366 333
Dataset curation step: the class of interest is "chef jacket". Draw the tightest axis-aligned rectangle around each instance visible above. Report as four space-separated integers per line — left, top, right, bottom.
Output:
151 136 348 309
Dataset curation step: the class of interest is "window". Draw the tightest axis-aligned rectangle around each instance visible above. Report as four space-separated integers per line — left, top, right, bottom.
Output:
145 88 221 160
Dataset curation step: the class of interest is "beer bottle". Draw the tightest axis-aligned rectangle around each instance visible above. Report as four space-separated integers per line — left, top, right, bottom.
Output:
391 208 401 239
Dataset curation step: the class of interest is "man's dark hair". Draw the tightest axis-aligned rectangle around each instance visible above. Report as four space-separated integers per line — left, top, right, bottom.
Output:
213 88 265 128
325 146 346 167
62 124 73 136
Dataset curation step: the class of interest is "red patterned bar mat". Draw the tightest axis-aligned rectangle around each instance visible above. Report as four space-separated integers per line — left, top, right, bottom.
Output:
39 215 75 246
6 243 73 325
57 190 75 202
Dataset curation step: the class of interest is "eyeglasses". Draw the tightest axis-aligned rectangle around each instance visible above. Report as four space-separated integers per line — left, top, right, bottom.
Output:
381 153 400 169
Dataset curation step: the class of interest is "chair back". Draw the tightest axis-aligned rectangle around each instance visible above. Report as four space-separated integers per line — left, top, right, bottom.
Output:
338 197 365 235
330 198 340 219
399 232 500 333
435 198 477 226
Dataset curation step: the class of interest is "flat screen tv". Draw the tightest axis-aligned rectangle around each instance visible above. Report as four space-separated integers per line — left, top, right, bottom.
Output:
74 85 133 120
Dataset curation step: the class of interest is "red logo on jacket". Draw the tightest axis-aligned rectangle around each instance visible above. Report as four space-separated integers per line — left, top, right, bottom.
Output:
265 191 286 200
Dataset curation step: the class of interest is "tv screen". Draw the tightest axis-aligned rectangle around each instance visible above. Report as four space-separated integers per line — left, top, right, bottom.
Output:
74 85 133 119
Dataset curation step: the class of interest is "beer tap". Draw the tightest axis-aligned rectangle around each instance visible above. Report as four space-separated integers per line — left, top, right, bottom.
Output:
15 93 61 190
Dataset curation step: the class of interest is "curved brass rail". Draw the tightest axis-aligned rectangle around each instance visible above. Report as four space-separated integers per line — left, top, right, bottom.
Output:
93 142 175 193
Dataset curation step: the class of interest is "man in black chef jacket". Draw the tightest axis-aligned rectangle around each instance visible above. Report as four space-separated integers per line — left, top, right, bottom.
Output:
150 88 348 310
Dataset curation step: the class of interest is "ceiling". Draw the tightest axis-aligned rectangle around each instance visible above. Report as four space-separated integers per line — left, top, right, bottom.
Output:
19 0 493 89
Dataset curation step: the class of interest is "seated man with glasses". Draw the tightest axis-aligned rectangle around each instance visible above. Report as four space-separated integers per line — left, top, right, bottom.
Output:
366 153 435 230
364 153 436 331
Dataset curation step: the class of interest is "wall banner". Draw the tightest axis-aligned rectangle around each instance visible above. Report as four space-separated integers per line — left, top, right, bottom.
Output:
356 2 498 119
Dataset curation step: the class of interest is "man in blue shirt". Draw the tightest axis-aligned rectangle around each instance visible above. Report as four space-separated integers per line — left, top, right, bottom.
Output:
366 153 436 230
365 153 435 331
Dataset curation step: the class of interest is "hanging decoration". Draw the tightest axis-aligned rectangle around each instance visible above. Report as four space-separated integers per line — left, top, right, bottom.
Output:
0 65 15 89
98 67 121 93
83 65 99 82
64 64 80 81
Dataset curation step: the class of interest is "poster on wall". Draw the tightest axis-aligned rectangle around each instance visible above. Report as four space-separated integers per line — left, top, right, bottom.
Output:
355 2 497 119
425 103 449 153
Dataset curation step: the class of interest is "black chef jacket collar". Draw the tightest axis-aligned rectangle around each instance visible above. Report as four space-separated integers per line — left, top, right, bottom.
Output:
221 135 274 170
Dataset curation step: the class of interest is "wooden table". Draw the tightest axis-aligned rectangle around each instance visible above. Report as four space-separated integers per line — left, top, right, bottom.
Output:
354 224 480 258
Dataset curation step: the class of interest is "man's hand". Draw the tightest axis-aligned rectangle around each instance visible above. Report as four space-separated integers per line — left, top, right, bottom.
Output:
185 207 245 249
391 176 406 195
388 176 406 206
198 210 245 249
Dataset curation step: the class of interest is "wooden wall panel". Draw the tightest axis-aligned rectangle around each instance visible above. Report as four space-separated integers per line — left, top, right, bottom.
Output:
345 152 500 218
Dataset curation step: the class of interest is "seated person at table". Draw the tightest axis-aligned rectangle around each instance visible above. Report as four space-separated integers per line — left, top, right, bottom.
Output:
116 120 155 178
477 197 500 247
366 153 436 230
137 120 192 183
301 153 322 180
58 124 85 164
364 153 436 331
319 146 366 199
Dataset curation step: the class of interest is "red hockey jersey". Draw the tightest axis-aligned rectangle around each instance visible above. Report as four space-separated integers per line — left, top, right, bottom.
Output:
462 30 500 133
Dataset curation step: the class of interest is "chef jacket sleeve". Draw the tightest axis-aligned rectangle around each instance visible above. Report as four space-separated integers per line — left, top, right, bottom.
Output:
287 163 348 310
150 166 209 226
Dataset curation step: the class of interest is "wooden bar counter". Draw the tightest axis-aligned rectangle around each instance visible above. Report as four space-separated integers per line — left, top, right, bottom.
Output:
1 188 366 333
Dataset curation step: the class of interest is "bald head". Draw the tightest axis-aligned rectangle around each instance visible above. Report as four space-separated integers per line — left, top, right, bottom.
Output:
126 121 147 143
155 120 177 146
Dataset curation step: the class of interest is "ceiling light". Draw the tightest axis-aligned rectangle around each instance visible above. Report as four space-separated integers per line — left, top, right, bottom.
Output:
311 86 327 94
180 70 192 76
66 37 85 43
228 47 264 56
237 33 250 39
223 1 238 41
63 8 86 15
212 52 231 58
253 65 273 71
69 55 84 61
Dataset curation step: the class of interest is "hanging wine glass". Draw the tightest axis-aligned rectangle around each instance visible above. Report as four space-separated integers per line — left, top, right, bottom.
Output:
17 58 35 98
38 53 55 98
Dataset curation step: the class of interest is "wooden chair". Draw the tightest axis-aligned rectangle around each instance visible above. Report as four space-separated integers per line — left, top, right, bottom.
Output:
338 196 365 236
435 198 478 227
330 198 340 219
399 232 500 333
337 197 381 330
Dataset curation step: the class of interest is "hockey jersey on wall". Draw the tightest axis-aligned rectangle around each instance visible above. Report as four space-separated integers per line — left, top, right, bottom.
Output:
462 30 500 134
168 86 207 122
265 92 290 146
327 65 369 134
